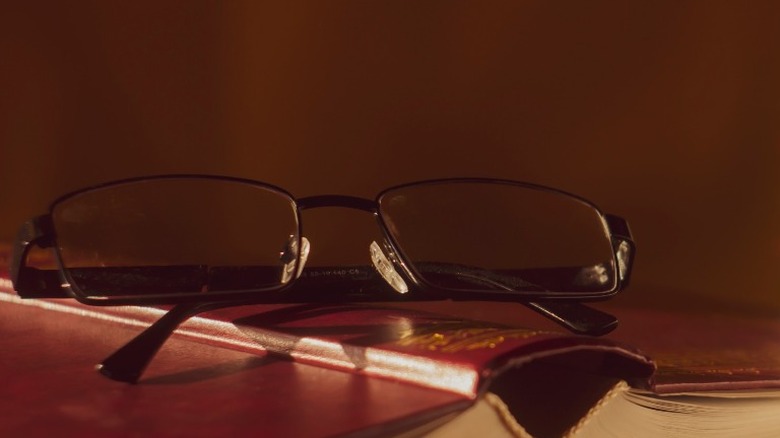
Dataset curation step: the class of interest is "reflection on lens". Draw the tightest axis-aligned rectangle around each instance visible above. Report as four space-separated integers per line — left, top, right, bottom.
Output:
52 177 299 298
378 181 616 295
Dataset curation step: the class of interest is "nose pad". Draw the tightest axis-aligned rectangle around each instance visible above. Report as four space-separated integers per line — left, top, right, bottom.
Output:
280 236 311 284
369 240 409 294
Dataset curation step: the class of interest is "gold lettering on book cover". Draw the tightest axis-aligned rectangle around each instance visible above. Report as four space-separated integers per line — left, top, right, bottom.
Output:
395 322 548 353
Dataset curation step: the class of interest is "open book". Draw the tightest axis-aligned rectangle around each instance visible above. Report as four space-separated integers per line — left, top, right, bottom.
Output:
1 254 779 437
567 304 780 438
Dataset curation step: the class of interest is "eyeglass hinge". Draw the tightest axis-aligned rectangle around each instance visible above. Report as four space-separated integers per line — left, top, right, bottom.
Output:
10 215 65 297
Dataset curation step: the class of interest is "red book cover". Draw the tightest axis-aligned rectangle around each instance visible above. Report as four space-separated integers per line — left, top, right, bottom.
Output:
604 303 780 394
0 284 655 398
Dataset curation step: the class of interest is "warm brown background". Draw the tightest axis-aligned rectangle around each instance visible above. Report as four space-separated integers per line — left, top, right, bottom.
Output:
1 2 778 314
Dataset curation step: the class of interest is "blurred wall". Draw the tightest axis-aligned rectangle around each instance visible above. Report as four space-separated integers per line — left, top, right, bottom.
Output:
1 2 778 313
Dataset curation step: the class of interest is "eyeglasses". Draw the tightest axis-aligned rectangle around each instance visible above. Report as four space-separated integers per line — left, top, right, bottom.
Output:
11 175 635 382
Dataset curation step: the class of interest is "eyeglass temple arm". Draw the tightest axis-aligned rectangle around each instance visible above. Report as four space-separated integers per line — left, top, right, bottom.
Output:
97 302 225 383
97 265 621 384
605 214 632 240
10 215 69 299
526 301 618 336
97 297 619 384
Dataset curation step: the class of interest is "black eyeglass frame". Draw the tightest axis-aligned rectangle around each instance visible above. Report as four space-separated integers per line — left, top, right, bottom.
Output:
12 175 634 304
10 175 635 382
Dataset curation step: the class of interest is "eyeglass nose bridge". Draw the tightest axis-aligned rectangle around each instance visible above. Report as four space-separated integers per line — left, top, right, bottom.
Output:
294 194 411 294
296 194 377 213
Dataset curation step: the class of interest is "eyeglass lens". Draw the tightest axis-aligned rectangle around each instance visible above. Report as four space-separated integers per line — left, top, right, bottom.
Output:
378 182 617 294
51 178 300 298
